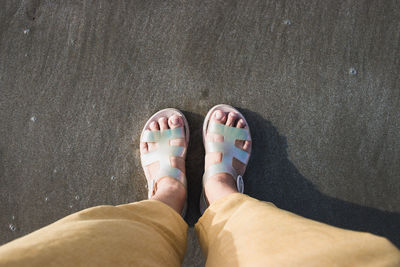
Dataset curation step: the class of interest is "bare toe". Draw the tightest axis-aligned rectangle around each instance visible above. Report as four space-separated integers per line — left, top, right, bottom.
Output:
168 115 183 129
235 119 246 148
148 121 159 151
149 121 159 131
140 142 148 153
212 110 227 124
233 117 251 174
243 140 251 152
237 119 245 128
158 117 168 131
226 112 237 127
169 115 185 147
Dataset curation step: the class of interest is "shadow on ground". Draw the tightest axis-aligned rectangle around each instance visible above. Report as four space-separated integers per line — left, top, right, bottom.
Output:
180 110 205 226
183 108 400 248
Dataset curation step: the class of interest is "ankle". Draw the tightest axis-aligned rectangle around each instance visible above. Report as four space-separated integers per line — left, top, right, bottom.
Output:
151 177 186 214
204 174 238 205
157 177 185 193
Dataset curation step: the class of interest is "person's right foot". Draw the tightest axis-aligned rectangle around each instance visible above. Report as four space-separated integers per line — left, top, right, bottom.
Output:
140 114 186 191
203 109 252 204
139 113 187 214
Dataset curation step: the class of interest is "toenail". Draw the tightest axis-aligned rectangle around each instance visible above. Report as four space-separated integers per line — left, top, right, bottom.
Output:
172 116 179 125
151 121 157 127
215 111 223 119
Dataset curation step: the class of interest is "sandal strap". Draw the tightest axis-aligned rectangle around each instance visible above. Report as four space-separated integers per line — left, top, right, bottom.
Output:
140 127 187 199
208 120 250 143
203 121 250 191
142 127 184 142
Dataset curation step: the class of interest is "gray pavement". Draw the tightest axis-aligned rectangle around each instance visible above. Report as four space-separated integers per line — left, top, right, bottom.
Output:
0 0 399 265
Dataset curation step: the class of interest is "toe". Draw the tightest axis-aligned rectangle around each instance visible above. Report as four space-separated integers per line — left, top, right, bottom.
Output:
237 119 245 128
158 117 168 131
226 112 237 127
209 110 226 142
140 142 148 153
169 115 185 147
243 139 252 152
148 121 159 151
234 118 251 152
212 110 227 124
168 115 183 129
149 121 159 131
235 119 245 148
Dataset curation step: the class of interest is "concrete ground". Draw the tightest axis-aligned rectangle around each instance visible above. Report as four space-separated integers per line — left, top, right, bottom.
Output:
1 0 399 265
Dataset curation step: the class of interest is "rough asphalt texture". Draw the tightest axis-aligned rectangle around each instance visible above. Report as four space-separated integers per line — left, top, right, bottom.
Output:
0 0 399 265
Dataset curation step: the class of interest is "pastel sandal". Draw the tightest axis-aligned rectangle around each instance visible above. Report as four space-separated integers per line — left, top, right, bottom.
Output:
200 104 252 214
140 108 189 217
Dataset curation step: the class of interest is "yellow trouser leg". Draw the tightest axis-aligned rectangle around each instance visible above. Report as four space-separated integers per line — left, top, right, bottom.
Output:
195 193 400 267
0 200 187 267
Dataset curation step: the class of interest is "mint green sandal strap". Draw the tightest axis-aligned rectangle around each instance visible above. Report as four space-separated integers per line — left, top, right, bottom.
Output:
205 142 249 164
203 120 250 192
208 121 250 142
142 127 184 142
140 127 187 199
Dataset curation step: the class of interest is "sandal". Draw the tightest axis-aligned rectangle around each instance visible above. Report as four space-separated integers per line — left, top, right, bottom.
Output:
140 108 189 217
200 104 252 214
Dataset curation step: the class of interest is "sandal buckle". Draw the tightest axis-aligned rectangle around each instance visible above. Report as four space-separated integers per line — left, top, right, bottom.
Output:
236 175 244 193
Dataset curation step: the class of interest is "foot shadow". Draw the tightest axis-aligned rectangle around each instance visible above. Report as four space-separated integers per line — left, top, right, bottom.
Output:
181 110 205 225
238 108 400 248
182 109 400 248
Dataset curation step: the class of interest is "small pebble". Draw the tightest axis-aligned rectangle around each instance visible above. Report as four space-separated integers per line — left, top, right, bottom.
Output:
349 67 357 75
30 116 37 122
23 29 30 34
9 224 16 232
111 176 116 181
69 204 73 209
44 196 49 202
75 195 80 200
53 169 57 173
283 19 291 25
11 215 15 220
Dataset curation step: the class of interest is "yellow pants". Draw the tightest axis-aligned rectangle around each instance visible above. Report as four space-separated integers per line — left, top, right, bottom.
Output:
0 194 399 266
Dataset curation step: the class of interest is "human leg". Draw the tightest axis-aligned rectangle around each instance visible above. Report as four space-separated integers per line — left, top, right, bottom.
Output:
196 193 400 266
0 199 187 267
196 106 400 266
0 109 190 267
